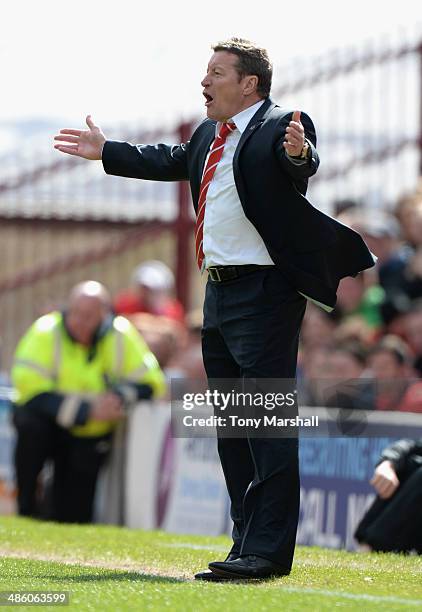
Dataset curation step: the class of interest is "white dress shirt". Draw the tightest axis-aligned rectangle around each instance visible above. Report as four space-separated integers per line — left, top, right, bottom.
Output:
202 100 275 268
202 100 337 312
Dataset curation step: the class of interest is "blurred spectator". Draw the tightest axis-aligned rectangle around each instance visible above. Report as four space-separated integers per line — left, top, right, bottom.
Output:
376 190 422 323
403 300 422 377
358 212 401 269
166 308 206 381
114 260 185 323
323 342 373 410
128 312 187 369
299 304 339 351
355 438 422 554
332 316 375 348
335 275 384 329
337 207 413 328
397 381 422 413
342 208 401 271
396 186 422 248
298 346 333 406
327 342 367 380
11 281 165 523
299 342 370 409
366 335 414 411
298 305 340 400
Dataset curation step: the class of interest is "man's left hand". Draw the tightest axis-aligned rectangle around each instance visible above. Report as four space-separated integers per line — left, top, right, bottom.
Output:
283 110 305 157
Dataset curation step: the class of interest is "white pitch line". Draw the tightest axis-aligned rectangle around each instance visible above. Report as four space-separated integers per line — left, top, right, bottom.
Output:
280 586 422 607
165 543 227 552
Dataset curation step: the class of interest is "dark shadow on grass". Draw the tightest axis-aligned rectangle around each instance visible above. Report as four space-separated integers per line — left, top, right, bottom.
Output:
42 571 186 584
41 571 284 585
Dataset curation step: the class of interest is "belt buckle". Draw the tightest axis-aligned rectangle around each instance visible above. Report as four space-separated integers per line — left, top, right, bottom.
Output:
209 267 222 282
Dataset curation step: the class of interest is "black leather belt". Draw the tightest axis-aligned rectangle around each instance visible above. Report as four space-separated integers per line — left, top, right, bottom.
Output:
207 264 275 282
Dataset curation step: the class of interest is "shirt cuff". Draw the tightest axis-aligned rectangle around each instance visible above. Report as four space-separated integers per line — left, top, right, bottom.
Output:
286 154 307 166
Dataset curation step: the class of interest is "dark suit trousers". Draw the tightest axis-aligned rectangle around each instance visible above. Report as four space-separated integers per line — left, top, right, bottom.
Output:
201 267 306 570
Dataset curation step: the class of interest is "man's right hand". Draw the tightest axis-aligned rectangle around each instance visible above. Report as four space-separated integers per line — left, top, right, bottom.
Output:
54 115 106 160
90 392 125 421
370 460 400 499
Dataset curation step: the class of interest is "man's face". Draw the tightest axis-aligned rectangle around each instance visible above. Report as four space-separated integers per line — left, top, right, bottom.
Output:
66 296 106 346
368 351 403 381
201 51 255 121
327 351 364 380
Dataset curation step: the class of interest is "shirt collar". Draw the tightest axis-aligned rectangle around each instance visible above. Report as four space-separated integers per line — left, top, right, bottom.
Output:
215 99 266 136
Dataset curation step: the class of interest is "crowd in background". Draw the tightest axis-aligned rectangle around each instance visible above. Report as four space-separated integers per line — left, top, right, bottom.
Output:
114 181 422 414
298 180 422 412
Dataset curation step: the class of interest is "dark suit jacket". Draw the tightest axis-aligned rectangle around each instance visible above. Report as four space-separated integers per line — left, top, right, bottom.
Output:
102 97 375 308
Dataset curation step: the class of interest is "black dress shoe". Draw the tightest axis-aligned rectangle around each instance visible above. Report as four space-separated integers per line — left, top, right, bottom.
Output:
194 553 239 581
209 555 290 579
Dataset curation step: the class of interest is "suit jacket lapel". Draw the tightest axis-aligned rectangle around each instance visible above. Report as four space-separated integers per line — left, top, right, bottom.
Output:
233 97 276 168
196 98 276 180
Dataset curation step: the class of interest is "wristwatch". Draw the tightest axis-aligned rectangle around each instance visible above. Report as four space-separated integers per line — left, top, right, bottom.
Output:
290 139 310 160
299 139 310 159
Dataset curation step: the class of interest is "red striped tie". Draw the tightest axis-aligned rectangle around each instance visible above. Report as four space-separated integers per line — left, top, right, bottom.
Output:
195 121 236 271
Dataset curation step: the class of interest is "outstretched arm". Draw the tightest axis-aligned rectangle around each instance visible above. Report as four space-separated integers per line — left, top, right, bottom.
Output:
54 115 189 182
101 140 189 182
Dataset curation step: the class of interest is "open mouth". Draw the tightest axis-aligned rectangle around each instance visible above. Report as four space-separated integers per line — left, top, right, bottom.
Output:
203 92 214 106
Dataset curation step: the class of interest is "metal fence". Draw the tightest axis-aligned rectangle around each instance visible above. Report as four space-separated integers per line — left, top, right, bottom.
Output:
273 32 422 212
0 30 421 371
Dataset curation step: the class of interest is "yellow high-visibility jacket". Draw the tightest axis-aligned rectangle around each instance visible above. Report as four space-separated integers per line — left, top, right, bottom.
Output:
12 311 166 437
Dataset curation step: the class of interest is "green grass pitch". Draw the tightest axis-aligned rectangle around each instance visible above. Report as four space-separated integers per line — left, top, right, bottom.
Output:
0 516 421 611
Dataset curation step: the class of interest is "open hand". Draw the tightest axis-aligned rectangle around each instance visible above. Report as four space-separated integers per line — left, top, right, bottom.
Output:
54 115 106 160
283 110 305 157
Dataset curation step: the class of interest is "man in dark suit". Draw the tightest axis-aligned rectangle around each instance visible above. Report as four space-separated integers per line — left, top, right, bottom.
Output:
55 37 374 580
355 438 422 553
